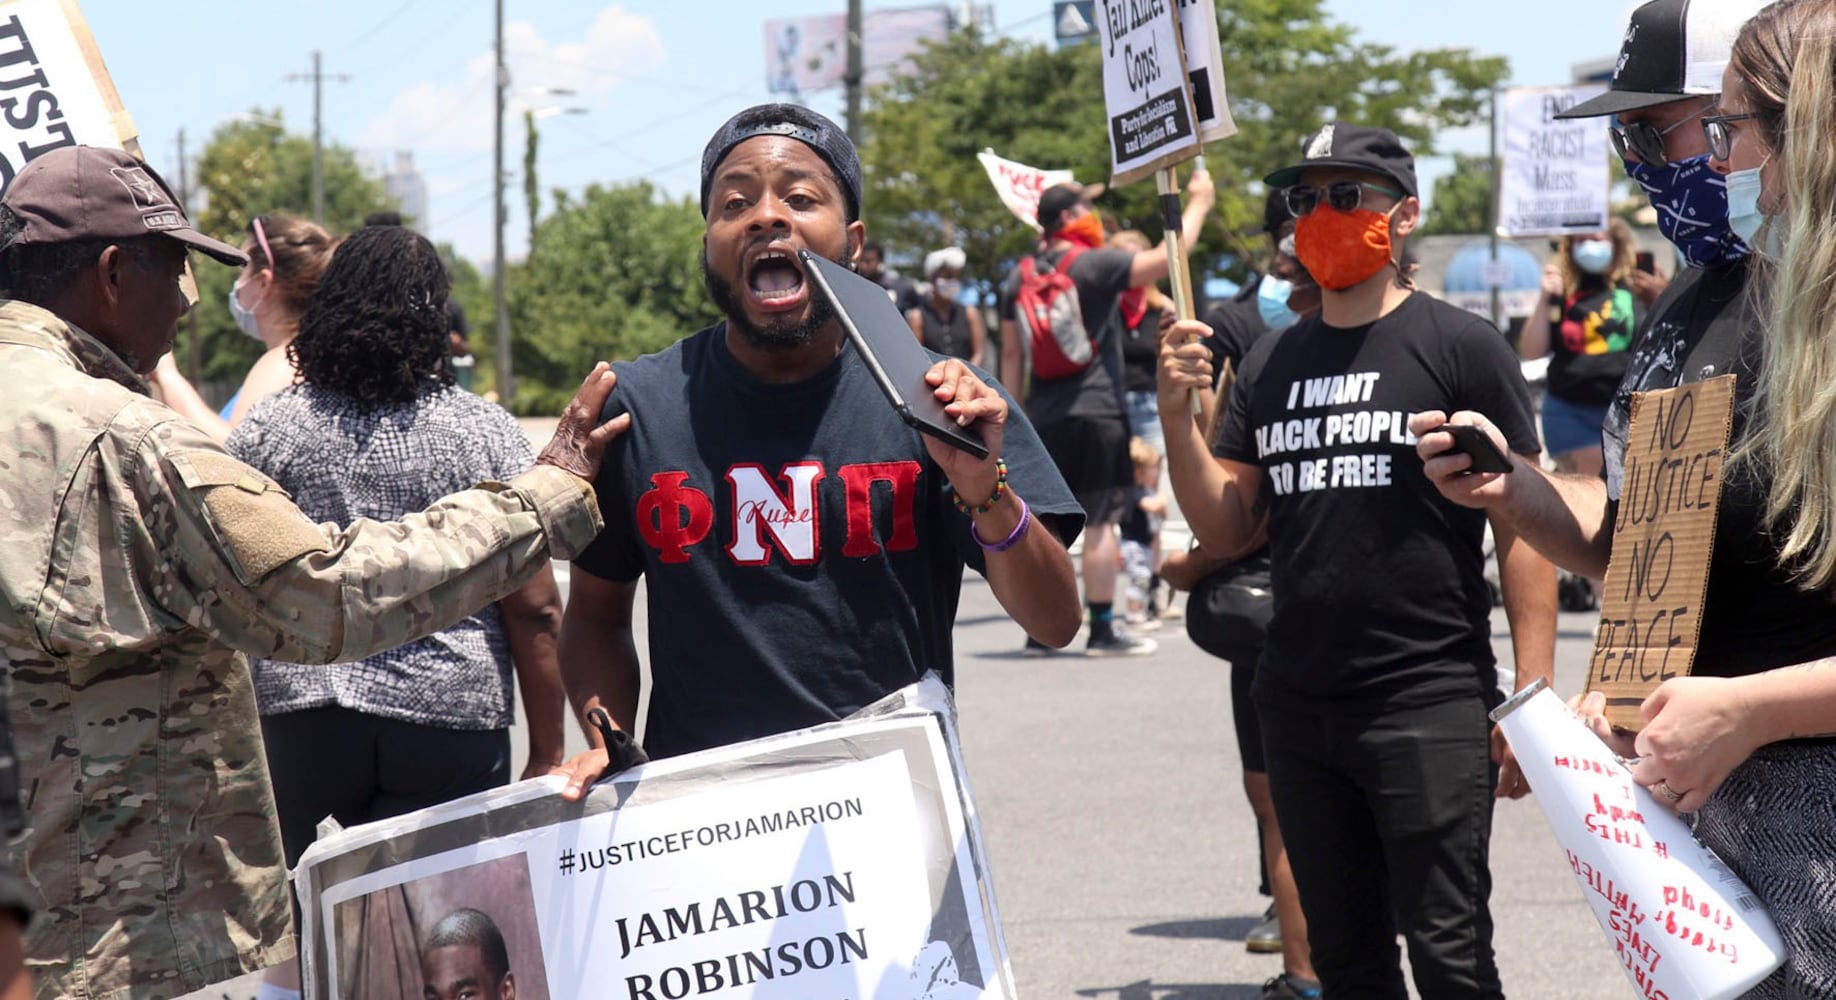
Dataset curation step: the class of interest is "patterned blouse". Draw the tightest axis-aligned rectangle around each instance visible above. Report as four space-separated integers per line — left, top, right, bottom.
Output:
227 382 536 729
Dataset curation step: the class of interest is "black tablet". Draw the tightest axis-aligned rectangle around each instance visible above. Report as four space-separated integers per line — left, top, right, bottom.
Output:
799 248 990 459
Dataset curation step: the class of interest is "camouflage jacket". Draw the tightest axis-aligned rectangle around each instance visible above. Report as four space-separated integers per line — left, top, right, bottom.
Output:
0 300 602 999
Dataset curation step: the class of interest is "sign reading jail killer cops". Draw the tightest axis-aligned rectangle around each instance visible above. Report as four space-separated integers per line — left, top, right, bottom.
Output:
1498 85 1611 237
0 0 134 188
1096 0 1200 186
295 679 1014 1000
1588 376 1736 731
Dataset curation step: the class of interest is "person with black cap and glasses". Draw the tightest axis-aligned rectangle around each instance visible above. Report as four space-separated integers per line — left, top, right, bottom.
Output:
0 145 620 999
548 104 1081 792
1159 123 1556 998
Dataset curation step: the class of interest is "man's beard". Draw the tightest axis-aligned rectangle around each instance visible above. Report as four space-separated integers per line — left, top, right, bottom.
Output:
701 246 840 351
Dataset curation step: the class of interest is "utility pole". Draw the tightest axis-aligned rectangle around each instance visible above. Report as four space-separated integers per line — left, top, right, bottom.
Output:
177 127 200 382
844 0 863 143
286 50 350 224
1487 86 1502 332
493 0 514 405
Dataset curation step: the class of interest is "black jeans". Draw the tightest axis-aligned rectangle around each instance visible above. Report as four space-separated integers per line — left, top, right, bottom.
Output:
1259 695 1503 999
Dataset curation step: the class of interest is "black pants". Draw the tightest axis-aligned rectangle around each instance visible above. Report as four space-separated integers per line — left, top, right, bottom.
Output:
263 706 510 867
1259 695 1502 999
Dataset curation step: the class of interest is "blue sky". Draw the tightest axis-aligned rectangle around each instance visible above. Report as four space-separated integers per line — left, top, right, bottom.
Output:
87 0 1640 268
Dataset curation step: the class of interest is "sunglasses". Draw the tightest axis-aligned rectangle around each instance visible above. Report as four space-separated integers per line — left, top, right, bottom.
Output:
1284 180 1404 219
1608 101 1713 166
1701 112 1761 161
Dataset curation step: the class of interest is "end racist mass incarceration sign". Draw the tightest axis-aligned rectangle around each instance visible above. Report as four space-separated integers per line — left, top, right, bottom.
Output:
0 0 135 185
1588 376 1735 731
1498 85 1610 237
296 680 1015 1000
1096 0 1200 186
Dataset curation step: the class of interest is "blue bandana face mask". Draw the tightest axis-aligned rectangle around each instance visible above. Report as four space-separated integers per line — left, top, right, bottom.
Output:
1257 274 1299 330
1622 154 1749 268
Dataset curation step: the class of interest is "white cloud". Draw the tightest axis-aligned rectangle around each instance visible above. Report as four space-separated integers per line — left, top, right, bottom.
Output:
358 6 664 154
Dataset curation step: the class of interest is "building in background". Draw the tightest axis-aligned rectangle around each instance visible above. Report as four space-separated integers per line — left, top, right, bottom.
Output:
384 151 429 232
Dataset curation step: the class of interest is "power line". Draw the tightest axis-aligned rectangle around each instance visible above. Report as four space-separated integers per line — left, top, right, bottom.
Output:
340 0 430 55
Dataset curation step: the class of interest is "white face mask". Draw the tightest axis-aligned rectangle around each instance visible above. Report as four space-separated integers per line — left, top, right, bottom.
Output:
227 277 263 340
933 278 962 300
1570 239 1614 275
1726 165 1767 248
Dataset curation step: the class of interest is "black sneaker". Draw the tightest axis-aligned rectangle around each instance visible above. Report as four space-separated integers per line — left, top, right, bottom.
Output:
1022 637 1055 658
1246 902 1281 953
1261 973 1322 999
1085 626 1157 657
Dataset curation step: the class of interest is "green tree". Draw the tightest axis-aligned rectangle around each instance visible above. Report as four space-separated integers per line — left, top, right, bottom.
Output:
858 2 1508 300
1420 153 1498 235
182 111 396 390
506 181 718 414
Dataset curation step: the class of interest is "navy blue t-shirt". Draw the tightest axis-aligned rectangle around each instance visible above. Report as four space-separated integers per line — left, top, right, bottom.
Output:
1214 292 1540 713
573 324 1083 759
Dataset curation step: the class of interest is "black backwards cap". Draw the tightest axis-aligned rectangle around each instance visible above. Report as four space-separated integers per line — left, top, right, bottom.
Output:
699 104 863 221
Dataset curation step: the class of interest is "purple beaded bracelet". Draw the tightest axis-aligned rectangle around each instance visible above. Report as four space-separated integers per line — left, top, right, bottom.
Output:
970 495 1031 553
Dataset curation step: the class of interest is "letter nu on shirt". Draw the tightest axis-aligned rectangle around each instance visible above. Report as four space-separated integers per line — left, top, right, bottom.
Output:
726 463 824 565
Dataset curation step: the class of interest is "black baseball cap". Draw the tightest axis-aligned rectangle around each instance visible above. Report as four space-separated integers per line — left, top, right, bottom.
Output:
700 104 863 220
1556 0 1770 119
1264 124 1418 198
1 146 247 265
1035 181 1106 234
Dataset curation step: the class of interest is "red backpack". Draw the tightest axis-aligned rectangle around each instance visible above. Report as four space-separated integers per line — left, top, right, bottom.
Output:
1015 246 1093 380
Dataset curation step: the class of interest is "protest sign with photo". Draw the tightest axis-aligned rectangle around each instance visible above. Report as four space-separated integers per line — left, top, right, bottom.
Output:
296 678 1014 1000
1494 682 1785 999
1094 0 1200 186
976 149 1075 231
1498 84 1611 237
0 0 135 187
1173 0 1233 144
1588 376 1734 730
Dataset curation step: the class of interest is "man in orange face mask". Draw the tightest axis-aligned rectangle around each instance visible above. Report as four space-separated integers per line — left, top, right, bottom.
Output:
999 169 1214 657
1156 124 1556 998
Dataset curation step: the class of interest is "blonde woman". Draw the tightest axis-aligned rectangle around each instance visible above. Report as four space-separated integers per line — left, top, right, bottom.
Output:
1599 3 1836 991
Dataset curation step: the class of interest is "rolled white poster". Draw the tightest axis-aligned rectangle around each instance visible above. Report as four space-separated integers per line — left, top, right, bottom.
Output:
1492 680 1785 1000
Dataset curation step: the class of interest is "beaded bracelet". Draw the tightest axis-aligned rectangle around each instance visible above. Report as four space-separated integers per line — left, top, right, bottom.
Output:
971 495 1031 553
951 459 1008 515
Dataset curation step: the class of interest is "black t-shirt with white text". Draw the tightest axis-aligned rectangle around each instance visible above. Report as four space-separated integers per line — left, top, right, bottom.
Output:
573 324 1084 759
1603 259 1836 679
1215 292 1539 713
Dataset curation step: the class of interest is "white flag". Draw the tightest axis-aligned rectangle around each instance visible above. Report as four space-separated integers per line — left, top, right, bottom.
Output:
977 149 1076 232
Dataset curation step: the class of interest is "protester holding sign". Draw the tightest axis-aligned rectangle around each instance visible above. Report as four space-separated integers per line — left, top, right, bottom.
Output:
1160 123 1557 997
0 145 620 999
551 105 1081 785
997 171 1213 657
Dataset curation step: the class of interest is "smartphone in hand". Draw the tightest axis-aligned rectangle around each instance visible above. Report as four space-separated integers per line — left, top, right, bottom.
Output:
1441 424 1514 475
1635 251 1656 274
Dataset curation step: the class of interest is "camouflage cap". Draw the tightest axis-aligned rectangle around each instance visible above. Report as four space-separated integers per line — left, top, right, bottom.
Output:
2 146 248 266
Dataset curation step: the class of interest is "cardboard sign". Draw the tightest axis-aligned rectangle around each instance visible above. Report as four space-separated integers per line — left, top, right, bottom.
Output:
1588 376 1736 730
1095 0 1201 186
1498 85 1612 237
296 678 1015 1000
1494 683 1784 1000
976 149 1075 232
0 0 135 185
1173 0 1235 145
